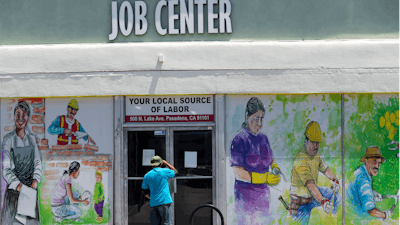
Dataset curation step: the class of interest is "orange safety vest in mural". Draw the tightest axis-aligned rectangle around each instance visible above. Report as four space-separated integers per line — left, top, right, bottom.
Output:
57 115 80 145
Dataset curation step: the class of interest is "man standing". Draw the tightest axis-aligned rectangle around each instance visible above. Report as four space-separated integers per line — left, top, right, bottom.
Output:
48 99 96 145
289 121 340 224
142 156 178 225
347 146 393 220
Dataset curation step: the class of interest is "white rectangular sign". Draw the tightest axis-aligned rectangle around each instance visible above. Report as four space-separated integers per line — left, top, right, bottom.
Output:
126 95 214 123
184 151 197 168
142 149 155 166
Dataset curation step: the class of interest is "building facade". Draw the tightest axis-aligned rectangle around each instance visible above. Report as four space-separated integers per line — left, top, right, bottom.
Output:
0 0 399 224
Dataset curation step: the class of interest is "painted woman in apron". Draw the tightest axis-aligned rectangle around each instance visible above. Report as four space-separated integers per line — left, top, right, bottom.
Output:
1 101 42 224
230 97 281 225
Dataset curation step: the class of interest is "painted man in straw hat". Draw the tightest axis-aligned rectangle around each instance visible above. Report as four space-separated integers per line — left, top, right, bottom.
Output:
347 146 393 220
48 99 96 145
289 121 341 224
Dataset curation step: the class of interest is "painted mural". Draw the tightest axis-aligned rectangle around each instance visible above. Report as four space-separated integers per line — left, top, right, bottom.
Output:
1 97 114 225
344 94 399 224
226 95 343 224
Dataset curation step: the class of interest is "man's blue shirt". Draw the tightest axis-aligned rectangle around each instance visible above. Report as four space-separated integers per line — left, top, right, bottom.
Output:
347 164 375 217
142 167 175 207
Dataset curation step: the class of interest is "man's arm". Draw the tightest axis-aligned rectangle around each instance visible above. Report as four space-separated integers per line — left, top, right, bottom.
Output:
79 124 96 145
323 167 340 192
47 116 64 135
162 160 178 174
368 208 387 219
142 189 150 199
306 180 324 202
32 136 42 189
2 135 22 191
322 167 336 181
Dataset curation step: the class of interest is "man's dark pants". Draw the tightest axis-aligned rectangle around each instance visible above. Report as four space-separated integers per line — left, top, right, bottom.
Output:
150 204 171 225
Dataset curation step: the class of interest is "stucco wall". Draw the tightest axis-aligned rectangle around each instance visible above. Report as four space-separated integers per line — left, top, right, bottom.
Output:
0 40 398 97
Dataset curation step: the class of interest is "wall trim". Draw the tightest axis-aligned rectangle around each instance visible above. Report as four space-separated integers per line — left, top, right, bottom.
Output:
0 40 398 74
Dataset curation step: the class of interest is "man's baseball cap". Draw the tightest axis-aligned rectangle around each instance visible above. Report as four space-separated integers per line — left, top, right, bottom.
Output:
360 146 386 163
150 156 163 166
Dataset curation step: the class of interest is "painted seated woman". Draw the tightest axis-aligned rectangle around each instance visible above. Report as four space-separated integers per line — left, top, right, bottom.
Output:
1 101 42 225
51 161 89 222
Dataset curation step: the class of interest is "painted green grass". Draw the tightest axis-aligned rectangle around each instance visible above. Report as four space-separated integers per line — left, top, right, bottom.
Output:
39 200 111 224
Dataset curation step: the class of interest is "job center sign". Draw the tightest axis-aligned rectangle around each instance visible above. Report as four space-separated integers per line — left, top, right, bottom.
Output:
125 95 214 122
109 0 232 40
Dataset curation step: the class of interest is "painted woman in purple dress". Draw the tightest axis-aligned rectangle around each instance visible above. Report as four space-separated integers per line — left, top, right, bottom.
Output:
230 97 281 225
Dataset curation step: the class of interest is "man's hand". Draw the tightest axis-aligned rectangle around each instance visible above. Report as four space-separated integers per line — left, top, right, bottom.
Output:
99 197 101 202
31 180 38 189
372 190 383 202
87 136 96 145
331 178 340 193
322 198 333 214
64 129 72 136
383 209 393 220
83 198 89 205
162 160 167 166
17 183 23 192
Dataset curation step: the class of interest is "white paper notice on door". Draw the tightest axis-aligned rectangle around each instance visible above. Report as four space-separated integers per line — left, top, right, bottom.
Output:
184 151 197 168
143 149 155 166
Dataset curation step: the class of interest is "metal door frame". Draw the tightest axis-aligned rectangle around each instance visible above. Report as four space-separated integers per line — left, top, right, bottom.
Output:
115 95 225 225
168 126 216 225
123 125 216 224
124 126 171 181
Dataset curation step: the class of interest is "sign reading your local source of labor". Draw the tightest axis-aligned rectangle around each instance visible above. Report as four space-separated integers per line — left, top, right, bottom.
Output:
125 95 213 123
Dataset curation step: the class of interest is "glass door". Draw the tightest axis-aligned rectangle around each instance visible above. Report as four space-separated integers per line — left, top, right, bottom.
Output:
127 128 169 225
171 127 215 225
126 126 215 225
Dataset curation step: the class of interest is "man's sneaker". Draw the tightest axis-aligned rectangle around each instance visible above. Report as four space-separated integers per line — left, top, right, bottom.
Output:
74 218 83 222
54 216 63 222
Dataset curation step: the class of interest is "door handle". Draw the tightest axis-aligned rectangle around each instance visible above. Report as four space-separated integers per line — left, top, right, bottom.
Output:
174 178 177 193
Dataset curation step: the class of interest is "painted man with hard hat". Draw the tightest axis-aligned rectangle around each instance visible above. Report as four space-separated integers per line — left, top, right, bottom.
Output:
347 146 393 221
289 121 340 224
48 99 96 145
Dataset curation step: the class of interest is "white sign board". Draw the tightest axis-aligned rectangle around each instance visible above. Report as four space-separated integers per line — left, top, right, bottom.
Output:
126 95 214 123
184 151 197 168
142 149 155 166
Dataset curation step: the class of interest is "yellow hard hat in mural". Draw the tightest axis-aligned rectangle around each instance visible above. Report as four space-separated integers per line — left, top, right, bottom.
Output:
68 99 79 110
304 121 322 143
